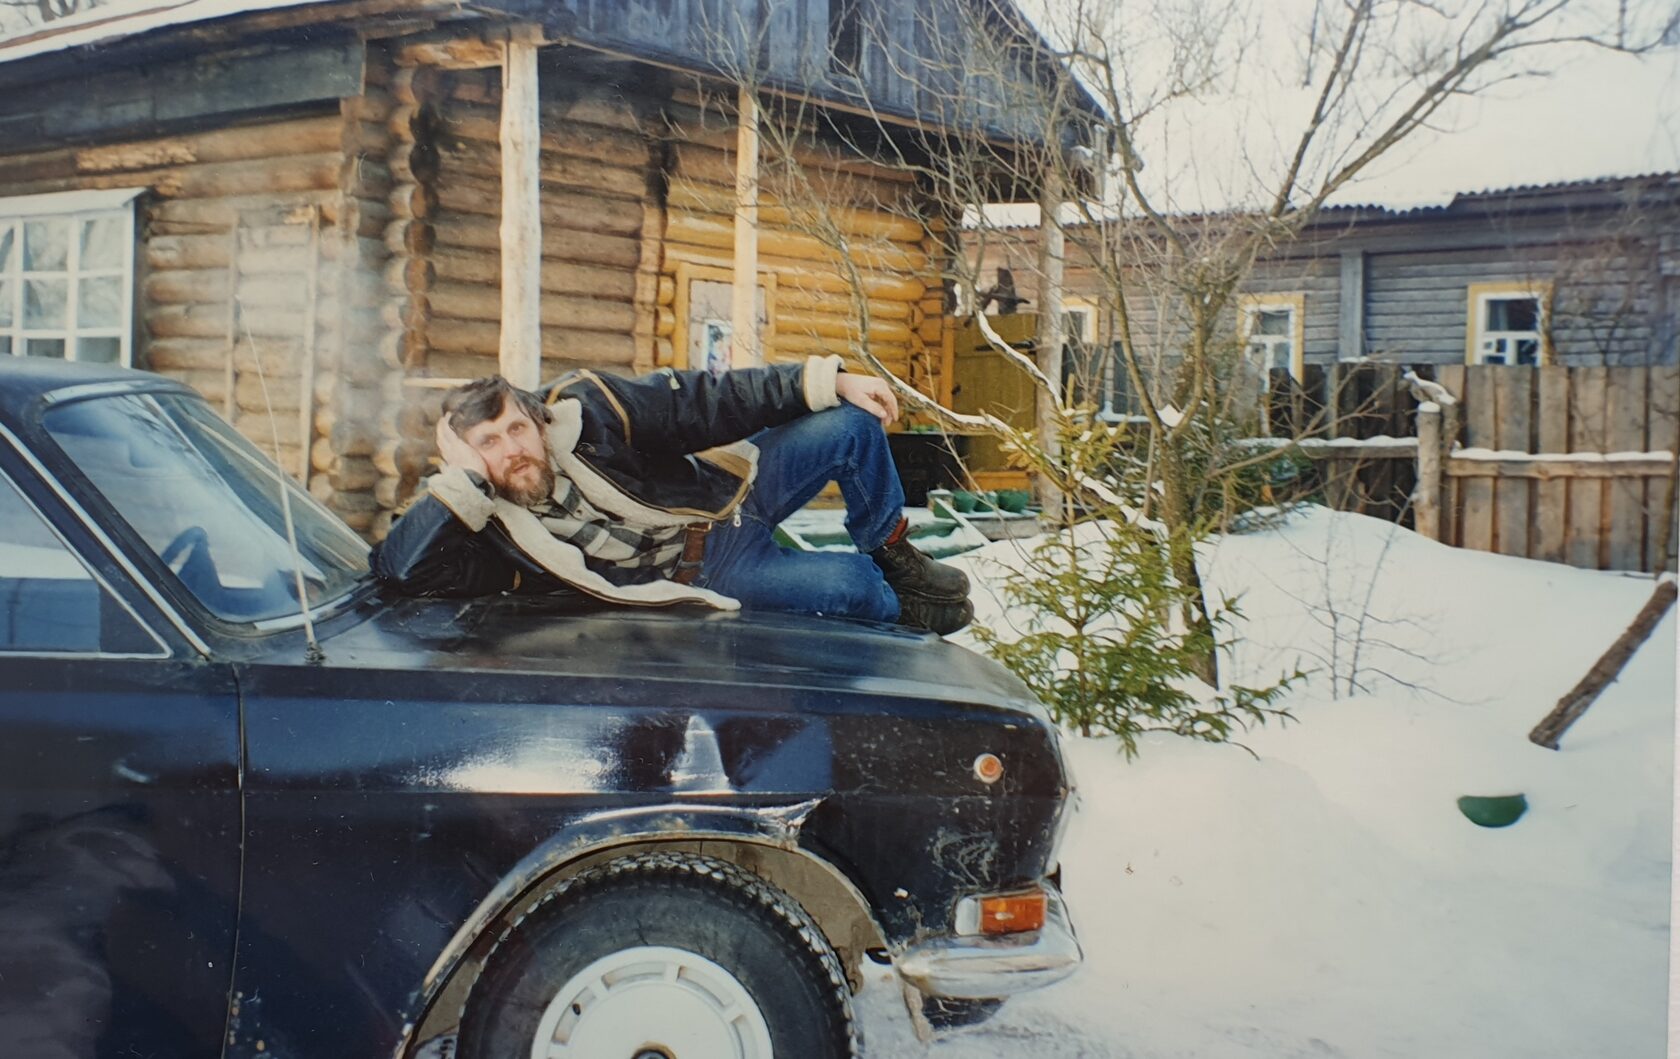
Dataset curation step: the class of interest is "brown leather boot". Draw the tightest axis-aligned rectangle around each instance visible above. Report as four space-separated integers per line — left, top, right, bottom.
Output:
869 517 970 601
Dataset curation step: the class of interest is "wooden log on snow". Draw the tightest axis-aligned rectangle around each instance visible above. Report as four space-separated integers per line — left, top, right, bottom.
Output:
1529 579 1678 749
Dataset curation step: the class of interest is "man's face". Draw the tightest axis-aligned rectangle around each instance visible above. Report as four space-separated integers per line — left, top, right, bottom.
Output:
461 400 553 505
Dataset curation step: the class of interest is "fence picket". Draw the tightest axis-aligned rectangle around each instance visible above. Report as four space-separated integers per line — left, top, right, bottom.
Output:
1492 366 1534 557
1605 367 1649 571
1567 366 1610 569
1533 366 1571 563
1647 365 1680 573
1462 368 1496 553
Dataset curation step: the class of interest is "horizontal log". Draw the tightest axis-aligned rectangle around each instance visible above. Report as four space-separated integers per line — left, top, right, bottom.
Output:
430 246 637 299
389 183 438 220
330 455 381 492
385 219 436 256
144 338 229 373
344 91 396 124
152 366 228 403
145 268 230 306
426 321 637 366
431 168 647 226
236 373 302 413
432 216 643 269
666 177 926 245
440 100 652 168
427 282 636 332
777 287 911 321
777 310 912 345
385 256 436 294
1447 452 1677 479
667 213 926 273
665 244 926 303
234 411 303 446
72 115 343 174
435 142 648 201
670 143 917 206
144 233 231 271
773 331 909 361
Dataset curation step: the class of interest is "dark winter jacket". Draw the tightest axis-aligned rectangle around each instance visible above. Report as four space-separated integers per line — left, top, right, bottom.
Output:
369 356 843 608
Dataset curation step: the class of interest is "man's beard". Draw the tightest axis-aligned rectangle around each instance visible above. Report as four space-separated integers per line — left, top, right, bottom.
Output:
499 457 555 507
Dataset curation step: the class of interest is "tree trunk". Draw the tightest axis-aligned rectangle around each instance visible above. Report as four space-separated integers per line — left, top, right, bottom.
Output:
1158 444 1221 687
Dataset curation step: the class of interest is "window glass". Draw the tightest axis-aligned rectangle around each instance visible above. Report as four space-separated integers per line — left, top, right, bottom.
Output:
0 471 158 654
1 199 133 365
22 219 67 271
1487 297 1539 332
45 391 370 624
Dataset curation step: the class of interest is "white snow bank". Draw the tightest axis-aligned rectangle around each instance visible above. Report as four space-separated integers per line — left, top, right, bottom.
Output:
858 505 1674 1057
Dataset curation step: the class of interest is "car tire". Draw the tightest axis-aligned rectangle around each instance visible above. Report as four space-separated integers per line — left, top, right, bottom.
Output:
458 851 859 1059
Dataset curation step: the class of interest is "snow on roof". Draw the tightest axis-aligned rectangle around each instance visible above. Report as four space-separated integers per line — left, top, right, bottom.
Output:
0 0 329 66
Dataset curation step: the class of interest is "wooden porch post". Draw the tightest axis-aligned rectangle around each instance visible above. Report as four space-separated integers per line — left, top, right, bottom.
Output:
499 30 542 390
731 85 762 367
1035 173 1065 513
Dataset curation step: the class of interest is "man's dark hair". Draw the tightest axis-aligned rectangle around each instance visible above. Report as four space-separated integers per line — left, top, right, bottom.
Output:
441 375 552 434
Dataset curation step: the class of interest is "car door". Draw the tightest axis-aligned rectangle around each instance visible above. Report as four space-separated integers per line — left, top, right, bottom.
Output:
0 453 242 1059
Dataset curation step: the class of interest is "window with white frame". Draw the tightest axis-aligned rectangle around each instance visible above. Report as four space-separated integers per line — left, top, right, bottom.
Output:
0 189 141 364
1239 293 1304 384
1466 282 1549 366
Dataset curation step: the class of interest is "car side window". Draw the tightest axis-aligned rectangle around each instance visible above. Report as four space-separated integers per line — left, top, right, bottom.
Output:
0 469 161 655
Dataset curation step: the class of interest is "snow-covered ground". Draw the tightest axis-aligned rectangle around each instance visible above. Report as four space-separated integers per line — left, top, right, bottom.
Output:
856 506 1675 1058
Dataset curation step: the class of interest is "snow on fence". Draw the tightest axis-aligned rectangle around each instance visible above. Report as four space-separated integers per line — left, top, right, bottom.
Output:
1265 363 1679 574
1430 364 1679 573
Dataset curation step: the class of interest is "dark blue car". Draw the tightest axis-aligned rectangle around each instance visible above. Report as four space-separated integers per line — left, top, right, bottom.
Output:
0 358 1079 1059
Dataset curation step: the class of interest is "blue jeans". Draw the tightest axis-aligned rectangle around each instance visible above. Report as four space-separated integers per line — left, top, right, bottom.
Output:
697 404 904 622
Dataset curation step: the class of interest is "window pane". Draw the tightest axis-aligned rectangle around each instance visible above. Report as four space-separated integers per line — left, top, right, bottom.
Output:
77 336 122 363
1487 296 1538 332
22 219 68 272
0 279 11 327
80 215 126 269
77 275 122 328
0 472 156 654
23 278 67 327
1273 342 1292 369
1515 339 1539 366
0 338 10 355
1255 309 1291 335
0 224 13 272
26 337 65 359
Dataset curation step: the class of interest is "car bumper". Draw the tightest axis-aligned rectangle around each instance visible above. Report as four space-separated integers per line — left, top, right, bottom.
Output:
894 884 1082 999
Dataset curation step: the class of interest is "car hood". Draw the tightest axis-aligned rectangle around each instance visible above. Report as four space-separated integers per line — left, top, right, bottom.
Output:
298 591 1050 720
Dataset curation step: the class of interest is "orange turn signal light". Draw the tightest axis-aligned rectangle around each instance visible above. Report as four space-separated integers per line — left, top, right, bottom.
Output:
979 890 1046 935
973 753 1004 784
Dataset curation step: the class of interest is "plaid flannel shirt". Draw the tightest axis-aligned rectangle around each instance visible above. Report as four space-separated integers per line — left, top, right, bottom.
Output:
531 473 686 583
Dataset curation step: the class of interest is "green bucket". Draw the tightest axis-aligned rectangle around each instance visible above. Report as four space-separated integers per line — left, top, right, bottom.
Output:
1457 793 1528 828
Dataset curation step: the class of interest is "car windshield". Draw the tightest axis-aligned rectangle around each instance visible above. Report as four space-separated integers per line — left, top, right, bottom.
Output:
43 391 369 624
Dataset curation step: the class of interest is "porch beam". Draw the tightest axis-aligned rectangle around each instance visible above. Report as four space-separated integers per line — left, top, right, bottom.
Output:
499 29 543 390
731 85 762 367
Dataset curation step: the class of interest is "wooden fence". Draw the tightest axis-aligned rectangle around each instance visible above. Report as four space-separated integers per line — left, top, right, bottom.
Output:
1265 363 1678 573
1431 364 1679 573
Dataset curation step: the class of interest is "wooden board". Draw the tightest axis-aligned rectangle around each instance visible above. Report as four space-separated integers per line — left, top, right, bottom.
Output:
1567 366 1609 569
1647 365 1680 573
1492 366 1533 557
1434 364 1465 546
1460 367 1496 553
1533 366 1571 563
1605 366 1649 571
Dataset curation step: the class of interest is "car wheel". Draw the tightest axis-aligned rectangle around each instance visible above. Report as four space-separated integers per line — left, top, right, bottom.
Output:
458 851 858 1059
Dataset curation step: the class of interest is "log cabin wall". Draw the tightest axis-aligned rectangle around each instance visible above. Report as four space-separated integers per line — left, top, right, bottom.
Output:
658 89 945 395
0 108 369 521
424 63 654 381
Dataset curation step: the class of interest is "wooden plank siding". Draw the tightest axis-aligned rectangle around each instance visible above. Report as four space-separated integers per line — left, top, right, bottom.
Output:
1424 363 1678 573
